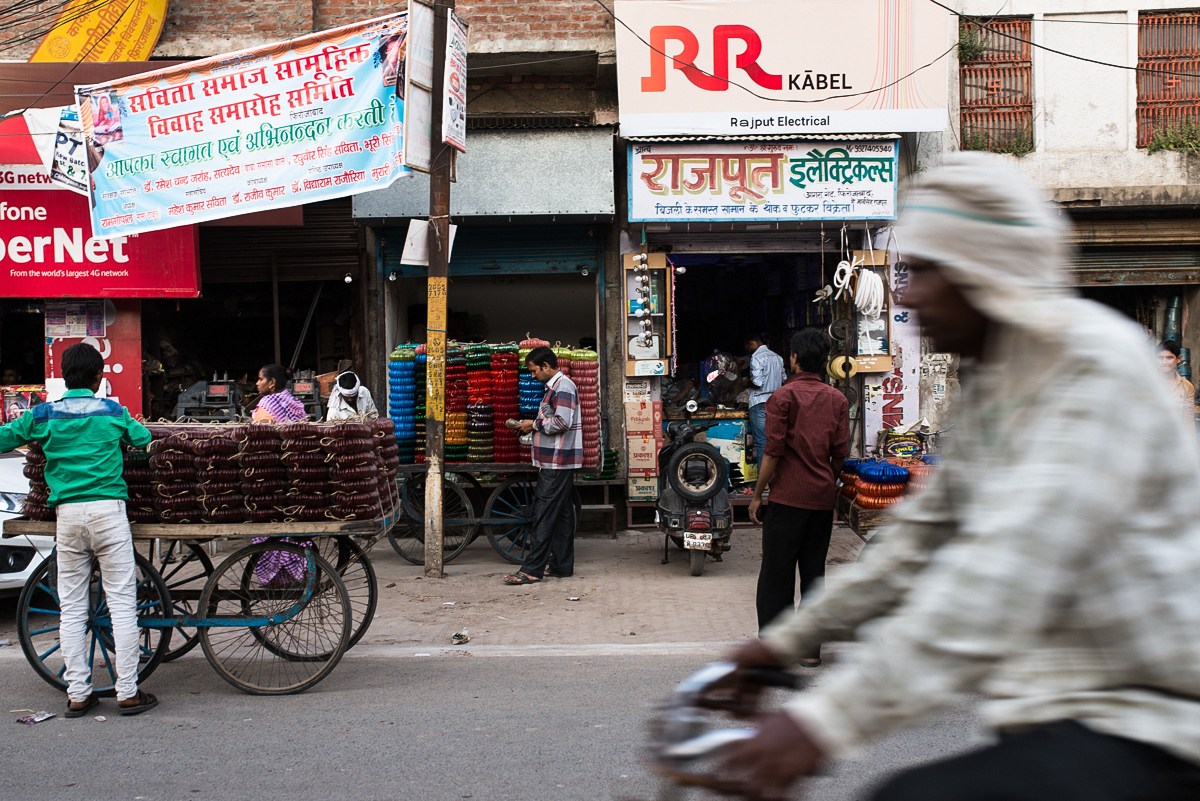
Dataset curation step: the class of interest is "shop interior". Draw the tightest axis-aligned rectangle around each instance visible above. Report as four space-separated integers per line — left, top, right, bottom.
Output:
0 300 45 385
141 280 363 421
667 252 834 398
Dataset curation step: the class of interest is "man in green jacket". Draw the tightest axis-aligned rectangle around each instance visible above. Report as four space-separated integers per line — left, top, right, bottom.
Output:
0 344 156 716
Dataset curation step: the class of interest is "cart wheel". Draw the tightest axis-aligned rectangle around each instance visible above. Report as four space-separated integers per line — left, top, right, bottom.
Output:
315 536 377 649
484 477 581 565
147 540 213 662
388 473 476 565
199 543 351 695
17 552 173 697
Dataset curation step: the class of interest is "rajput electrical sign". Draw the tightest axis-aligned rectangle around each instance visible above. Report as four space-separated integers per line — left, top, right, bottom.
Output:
629 140 897 222
0 166 198 298
615 0 951 136
76 12 410 238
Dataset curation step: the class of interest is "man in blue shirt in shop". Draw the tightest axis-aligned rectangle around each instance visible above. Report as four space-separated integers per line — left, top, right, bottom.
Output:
745 333 785 469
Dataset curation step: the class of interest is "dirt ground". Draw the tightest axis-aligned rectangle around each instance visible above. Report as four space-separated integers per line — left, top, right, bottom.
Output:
0 524 867 650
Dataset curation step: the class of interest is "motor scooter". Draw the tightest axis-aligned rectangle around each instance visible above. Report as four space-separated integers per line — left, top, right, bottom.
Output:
655 400 733 576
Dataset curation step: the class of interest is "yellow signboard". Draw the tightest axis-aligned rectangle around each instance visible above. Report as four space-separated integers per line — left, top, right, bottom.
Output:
29 0 167 63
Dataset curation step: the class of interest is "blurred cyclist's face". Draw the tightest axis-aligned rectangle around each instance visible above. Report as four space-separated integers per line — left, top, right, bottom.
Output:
899 258 990 359
1159 349 1181 375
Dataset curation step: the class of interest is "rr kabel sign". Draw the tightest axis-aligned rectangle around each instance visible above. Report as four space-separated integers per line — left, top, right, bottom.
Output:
0 166 198 298
616 0 951 136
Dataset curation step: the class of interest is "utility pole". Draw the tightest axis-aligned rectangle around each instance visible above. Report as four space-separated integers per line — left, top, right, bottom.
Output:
423 0 455 578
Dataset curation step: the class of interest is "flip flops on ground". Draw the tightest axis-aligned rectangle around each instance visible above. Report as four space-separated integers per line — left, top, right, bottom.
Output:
65 693 99 718
117 690 158 716
502 573 541 585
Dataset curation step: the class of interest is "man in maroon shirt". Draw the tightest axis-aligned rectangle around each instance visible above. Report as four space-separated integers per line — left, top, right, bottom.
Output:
749 328 849 665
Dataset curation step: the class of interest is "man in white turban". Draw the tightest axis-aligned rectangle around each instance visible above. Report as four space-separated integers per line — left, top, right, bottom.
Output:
711 154 1200 800
325 370 378 421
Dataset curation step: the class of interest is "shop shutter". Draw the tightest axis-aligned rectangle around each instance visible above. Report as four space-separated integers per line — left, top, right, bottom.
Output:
199 198 362 283
380 224 602 277
1070 250 1200 285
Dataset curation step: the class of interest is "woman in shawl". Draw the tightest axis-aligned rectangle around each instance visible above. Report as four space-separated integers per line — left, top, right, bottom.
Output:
325 370 378 421
251 363 307 423
248 363 308 586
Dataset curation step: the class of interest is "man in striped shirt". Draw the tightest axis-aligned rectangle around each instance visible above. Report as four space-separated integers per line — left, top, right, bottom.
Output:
504 346 582 585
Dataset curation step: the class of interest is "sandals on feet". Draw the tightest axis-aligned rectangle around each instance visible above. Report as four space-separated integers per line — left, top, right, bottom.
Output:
65 694 99 718
118 690 158 716
501 573 541 585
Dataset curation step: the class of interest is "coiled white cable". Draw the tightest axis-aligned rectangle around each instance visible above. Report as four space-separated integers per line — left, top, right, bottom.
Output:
833 256 859 300
855 268 885 319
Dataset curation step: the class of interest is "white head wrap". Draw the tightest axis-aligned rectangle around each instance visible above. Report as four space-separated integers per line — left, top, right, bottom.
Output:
333 371 361 399
896 152 1077 337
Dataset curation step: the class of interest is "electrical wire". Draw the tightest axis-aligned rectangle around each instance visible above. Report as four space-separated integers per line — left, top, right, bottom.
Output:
931 0 1200 79
8 0 137 116
0 0 116 54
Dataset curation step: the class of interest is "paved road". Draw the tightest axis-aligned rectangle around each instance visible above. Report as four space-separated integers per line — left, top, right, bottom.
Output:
0 641 986 801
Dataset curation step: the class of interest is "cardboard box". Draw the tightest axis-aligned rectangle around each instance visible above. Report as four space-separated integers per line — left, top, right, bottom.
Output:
626 435 664 475
624 400 663 436
627 476 659 501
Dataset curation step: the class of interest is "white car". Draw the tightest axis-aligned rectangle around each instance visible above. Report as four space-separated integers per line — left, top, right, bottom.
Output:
0 451 54 597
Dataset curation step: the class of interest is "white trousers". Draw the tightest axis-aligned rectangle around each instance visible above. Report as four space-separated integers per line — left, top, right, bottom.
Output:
55 500 140 702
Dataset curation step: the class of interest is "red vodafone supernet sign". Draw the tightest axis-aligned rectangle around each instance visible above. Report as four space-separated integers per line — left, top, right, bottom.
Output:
0 166 198 298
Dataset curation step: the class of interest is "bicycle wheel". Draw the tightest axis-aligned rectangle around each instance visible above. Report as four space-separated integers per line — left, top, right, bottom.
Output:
199 542 351 695
315 536 377 649
389 473 476 565
147 541 213 662
17 552 172 697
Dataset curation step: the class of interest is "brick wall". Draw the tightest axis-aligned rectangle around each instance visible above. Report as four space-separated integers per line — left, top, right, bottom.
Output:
2 0 616 62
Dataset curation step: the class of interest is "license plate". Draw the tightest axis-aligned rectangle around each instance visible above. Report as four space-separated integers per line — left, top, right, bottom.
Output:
683 531 713 550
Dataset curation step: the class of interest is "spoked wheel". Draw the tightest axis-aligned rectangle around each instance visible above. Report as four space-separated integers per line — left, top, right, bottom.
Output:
199 543 351 695
17 552 173 697
387 473 477 565
484 476 581 565
146 540 213 662
314 536 377 649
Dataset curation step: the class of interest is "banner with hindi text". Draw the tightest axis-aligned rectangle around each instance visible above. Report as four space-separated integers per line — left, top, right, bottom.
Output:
628 140 897 223
76 12 410 238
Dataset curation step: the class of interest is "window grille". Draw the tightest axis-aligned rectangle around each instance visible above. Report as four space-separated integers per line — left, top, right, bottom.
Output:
1138 12 1200 147
959 18 1034 153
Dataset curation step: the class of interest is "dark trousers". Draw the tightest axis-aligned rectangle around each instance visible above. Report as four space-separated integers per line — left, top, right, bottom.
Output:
755 501 833 635
519 468 577 579
872 720 1200 801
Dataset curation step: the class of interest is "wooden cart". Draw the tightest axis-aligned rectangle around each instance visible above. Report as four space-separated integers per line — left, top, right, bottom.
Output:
387 465 619 567
5 514 390 696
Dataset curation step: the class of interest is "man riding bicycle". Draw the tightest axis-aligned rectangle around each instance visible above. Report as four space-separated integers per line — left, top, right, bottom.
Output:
723 154 1200 800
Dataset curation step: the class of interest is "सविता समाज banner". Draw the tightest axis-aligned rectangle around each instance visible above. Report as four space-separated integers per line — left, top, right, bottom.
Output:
76 12 411 238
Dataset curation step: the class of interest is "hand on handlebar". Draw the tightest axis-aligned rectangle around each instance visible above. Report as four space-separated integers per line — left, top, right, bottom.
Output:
701 640 789 717
717 711 825 800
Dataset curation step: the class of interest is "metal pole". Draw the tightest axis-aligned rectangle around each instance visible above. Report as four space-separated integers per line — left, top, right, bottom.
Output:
424 0 455 578
289 282 324 372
